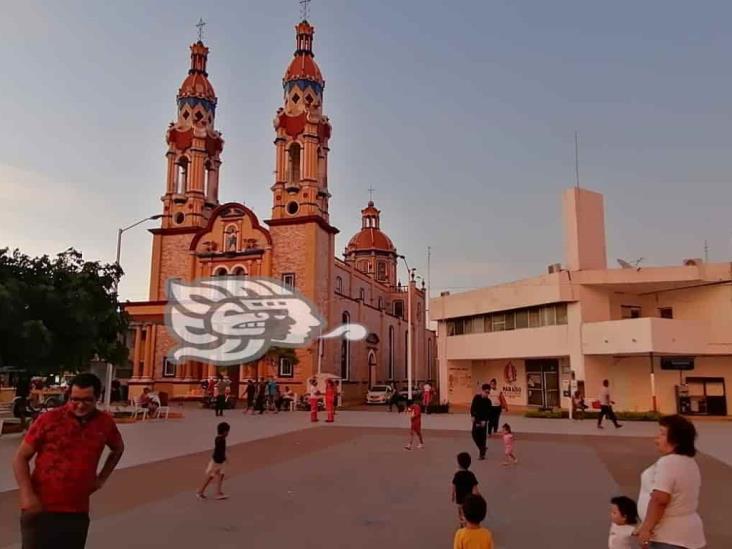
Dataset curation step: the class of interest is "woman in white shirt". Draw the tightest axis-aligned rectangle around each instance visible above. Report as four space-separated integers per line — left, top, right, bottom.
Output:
636 415 705 549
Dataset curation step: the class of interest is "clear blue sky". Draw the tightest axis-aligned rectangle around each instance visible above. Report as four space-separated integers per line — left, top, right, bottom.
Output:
1 0 731 301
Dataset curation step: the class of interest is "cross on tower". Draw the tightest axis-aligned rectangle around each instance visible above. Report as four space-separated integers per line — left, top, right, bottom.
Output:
368 187 375 202
196 17 206 42
299 0 311 20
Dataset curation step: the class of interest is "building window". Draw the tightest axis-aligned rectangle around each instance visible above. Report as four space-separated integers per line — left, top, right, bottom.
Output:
621 305 642 319
556 303 568 324
492 314 506 332
388 325 394 379
341 311 350 380
282 273 296 290
162 358 176 378
335 276 343 293
359 288 365 301
288 143 301 184
377 261 387 282
394 300 404 319
515 310 529 329
278 357 294 378
504 311 515 330
176 157 188 194
542 305 557 326
213 267 228 277
378 297 384 310
659 307 673 319
232 266 247 277
528 308 541 328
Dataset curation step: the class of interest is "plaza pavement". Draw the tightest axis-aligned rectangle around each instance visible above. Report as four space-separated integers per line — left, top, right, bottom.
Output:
1 407 731 548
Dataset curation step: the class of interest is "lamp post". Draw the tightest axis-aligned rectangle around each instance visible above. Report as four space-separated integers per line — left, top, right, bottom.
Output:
115 214 166 267
107 214 165 409
397 255 414 400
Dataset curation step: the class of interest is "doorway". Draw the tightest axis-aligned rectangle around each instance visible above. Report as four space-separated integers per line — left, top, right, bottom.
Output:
680 377 727 416
525 359 560 408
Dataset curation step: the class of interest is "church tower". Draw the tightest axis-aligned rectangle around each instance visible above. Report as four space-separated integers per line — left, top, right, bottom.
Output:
268 18 338 375
148 38 224 299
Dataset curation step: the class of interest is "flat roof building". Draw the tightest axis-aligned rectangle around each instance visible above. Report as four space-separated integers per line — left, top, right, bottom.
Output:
431 187 732 416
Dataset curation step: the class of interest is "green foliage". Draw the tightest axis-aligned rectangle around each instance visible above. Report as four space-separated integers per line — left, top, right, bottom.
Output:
524 409 662 421
0 247 129 376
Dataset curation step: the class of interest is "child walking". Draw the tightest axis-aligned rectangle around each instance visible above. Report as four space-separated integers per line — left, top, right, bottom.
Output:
453 494 494 549
196 422 230 500
501 423 518 465
404 400 424 450
452 452 480 527
608 496 638 549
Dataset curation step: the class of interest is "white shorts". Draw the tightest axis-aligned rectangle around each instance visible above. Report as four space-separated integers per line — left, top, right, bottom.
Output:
205 460 226 477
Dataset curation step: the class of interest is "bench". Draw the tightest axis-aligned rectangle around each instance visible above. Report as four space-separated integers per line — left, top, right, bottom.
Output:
0 401 18 437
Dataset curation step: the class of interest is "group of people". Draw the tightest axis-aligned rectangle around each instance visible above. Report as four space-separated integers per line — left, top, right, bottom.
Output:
387 381 435 413
241 378 295 415
12 372 708 549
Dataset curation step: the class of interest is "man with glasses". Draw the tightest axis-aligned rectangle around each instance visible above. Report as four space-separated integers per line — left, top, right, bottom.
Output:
13 373 125 549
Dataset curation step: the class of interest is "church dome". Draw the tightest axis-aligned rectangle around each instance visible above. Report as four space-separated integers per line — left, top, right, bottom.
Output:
178 41 217 106
283 20 324 89
345 201 396 253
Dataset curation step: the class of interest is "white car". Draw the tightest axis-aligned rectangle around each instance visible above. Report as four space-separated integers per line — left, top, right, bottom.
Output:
366 385 394 405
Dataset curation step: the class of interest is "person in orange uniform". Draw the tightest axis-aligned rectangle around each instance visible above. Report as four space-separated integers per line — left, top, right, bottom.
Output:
325 379 336 423
308 379 320 422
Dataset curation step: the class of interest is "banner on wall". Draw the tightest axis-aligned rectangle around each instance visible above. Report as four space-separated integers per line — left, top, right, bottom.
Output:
502 361 523 400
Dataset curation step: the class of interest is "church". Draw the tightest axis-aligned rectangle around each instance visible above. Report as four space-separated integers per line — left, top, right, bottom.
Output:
123 18 435 403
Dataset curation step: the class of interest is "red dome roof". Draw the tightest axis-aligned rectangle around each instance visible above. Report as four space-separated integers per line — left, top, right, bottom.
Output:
284 54 323 85
347 228 396 252
178 41 216 102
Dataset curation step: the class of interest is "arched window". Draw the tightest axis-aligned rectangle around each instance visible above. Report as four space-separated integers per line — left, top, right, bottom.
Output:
376 261 387 282
394 300 404 319
288 143 301 185
176 157 189 194
213 267 228 277
335 276 343 293
359 288 365 302
340 311 350 380
388 326 394 380
232 266 247 277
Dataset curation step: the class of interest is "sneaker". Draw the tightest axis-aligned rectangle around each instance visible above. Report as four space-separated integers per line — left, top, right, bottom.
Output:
615 424 623 429
215 494 229 500
196 493 206 500
417 444 424 449
404 445 412 450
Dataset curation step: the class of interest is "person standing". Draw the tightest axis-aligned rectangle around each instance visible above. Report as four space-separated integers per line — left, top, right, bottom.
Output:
13 373 125 549
255 378 266 415
636 415 705 549
213 375 227 417
488 379 507 436
422 382 433 413
308 379 320 422
598 379 622 429
244 380 256 415
325 379 336 423
470 384 492 460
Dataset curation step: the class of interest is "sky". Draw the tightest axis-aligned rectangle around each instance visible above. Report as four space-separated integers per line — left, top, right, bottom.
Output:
1 0 731 302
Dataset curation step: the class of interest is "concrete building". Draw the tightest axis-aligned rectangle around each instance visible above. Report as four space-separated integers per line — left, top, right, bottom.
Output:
431 187 732 416
122 19 435 402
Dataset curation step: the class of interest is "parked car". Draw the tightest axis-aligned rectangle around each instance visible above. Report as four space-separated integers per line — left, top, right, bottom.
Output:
398 386 423 402
366 385 394 405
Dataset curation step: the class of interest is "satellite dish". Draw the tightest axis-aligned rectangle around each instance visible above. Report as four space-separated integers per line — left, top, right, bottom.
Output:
617 259 633 269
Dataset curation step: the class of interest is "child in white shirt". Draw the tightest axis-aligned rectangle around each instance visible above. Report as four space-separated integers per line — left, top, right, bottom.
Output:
608 496 638 549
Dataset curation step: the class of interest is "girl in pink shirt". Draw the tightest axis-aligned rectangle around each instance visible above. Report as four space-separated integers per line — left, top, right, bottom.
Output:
501 424 518 466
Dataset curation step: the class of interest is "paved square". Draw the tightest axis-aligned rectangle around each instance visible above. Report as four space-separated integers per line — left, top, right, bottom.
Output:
2 417 729 548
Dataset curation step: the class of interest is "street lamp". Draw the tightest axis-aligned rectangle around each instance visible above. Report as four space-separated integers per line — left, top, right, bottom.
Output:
115 214 167 266
106 214 165 410
397 255 414 400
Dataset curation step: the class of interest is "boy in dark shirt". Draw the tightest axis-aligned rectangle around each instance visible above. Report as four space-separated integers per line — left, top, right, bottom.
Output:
196 422 230 500
452 452 480 527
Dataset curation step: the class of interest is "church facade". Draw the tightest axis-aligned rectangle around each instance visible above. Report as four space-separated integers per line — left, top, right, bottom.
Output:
123 19 435 402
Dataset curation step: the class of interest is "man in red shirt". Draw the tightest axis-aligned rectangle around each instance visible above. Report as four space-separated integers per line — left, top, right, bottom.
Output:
13 373 125 549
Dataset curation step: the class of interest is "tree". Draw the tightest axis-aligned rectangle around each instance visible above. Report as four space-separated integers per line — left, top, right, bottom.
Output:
0 247 129 376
